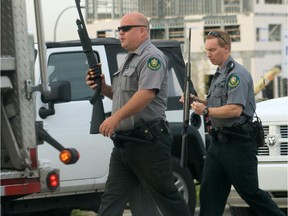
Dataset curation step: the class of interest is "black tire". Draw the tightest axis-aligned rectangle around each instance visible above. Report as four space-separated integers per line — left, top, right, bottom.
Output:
229 206 258 216
172 157 196 215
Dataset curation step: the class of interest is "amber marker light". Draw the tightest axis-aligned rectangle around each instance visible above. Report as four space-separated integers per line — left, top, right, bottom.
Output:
59 148 79 165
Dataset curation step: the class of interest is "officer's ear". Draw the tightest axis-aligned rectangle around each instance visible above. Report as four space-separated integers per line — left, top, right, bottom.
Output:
140 26 148 35
224 45 230 54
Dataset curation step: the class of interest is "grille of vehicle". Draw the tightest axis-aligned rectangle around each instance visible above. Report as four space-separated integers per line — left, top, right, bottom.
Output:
280 125 288 138
258 126 269 156
280 125 288 155
258 125 288 156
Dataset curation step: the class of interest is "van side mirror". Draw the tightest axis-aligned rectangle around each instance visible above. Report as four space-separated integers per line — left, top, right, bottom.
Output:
39 81 71 119
41 81 71 103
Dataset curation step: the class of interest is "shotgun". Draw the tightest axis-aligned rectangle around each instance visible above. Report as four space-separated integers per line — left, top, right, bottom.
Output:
181 28 192 168
75 0 105 134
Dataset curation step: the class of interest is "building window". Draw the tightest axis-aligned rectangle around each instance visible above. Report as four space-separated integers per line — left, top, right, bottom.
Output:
204 26 221 37
97 30 115 38
204 26 240 42
151 29 166 40
269 24 281 41
224 0 241 13
97 31 106 38
265 0 282 3
225 25 240 42
169 28 184 43
256 28 261 41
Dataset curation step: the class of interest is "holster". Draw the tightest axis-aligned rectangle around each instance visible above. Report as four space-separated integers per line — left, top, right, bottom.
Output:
112 119 170 148
129 119 170 141
247 119 265 147
210 123 252 144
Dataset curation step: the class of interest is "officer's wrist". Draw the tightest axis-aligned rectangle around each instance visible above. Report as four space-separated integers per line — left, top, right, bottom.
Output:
203 107 209 116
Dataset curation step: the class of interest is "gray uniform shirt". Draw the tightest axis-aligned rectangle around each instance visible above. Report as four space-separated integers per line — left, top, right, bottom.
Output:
207 56 256 128
112 39 168 132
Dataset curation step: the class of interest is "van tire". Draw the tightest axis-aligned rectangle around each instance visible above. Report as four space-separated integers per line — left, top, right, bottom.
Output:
172 157 196 215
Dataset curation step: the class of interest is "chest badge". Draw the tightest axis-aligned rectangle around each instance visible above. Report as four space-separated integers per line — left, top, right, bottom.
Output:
228 74 240 88
147 58 161 70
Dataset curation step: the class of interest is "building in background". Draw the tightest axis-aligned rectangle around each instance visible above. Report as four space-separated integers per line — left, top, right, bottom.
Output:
86 0 288 99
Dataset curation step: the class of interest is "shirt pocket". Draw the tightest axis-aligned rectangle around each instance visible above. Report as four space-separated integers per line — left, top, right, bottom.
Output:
112 70 121 93
121 69 138 92
211 81 227 107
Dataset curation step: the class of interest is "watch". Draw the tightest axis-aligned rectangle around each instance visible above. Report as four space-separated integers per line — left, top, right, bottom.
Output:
203 107 209 116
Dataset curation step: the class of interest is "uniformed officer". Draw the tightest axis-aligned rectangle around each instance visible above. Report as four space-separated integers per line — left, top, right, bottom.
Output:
187 31 285 216
86 12 191 216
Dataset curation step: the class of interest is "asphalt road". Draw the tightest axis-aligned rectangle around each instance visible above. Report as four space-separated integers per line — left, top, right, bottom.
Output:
121 207 231 216
75 206 231 216
194 206 231 216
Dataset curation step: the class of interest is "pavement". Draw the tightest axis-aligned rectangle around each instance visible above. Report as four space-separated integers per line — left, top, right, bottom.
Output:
122 205 231 216
71 206 231 216
194 206 231 216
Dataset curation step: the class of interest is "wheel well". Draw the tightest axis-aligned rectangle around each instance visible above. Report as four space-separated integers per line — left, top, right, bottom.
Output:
169 122 206 182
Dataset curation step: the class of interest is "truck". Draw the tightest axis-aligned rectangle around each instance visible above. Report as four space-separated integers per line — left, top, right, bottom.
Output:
32 38 207 215
1 1 79 215
2 2 208 215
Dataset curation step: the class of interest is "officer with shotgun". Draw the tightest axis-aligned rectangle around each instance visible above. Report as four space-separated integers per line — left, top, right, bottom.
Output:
83 9 191 216
181 30 284 216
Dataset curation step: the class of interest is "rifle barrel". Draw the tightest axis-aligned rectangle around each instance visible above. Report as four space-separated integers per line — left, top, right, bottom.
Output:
181 28 192 168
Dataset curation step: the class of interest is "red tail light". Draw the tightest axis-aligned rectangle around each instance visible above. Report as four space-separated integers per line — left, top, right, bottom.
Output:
47 171 59 190
59 148 79 165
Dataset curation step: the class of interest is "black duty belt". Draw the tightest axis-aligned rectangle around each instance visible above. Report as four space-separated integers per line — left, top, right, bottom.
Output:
111 119 170 147
210 123 252 143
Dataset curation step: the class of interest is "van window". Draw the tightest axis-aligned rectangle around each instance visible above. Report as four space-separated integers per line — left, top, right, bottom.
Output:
167 67 183 97
116 53 126 69
48 52 94 101
47 49 185 109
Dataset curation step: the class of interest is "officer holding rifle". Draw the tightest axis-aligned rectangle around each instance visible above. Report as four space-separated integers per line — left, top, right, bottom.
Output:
87 12 190 216
181 30 284 216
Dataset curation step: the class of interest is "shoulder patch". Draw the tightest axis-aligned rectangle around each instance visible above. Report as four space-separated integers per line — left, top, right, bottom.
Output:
147 57 161 71
227 73 240 88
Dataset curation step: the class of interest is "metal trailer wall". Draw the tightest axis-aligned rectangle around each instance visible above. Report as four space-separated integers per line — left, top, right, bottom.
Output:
1 0 36 170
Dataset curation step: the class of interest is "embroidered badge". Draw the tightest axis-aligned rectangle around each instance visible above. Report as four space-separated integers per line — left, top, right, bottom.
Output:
147 58 161 70
228 74 240 88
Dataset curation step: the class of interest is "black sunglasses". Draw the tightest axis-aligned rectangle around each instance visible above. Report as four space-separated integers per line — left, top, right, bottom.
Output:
117 25 147 32
208 31 227 44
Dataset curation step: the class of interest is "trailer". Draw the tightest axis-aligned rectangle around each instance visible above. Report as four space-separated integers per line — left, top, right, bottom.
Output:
1 1 78 215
